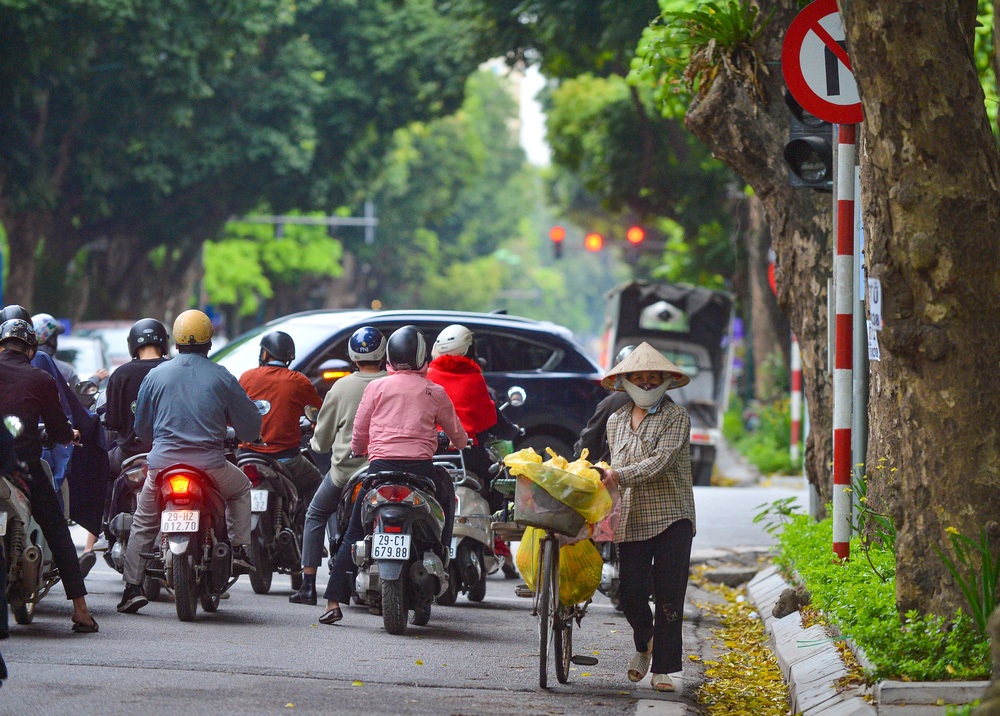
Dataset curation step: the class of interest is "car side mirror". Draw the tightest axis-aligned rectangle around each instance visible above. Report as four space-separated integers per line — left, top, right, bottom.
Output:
317 358 352 382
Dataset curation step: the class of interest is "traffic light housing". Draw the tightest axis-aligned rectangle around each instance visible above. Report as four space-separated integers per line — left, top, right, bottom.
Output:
549 225 566 259
584 233 603 252
783 90 833 192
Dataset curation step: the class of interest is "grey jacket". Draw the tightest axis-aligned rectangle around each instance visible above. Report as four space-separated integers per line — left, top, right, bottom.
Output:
310 370 386 487
135 353 261 470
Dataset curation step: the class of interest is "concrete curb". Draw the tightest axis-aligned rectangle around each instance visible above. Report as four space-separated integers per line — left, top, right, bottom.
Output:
746 566 988 715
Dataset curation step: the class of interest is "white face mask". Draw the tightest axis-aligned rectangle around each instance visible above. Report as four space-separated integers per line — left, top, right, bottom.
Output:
622 379 669 410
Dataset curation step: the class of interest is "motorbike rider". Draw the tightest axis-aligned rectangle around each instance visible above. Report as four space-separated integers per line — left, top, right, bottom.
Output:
238 331 323 526
90 319 170 559
288 326 388 605
316 325 467 625
117 309 262 614
0 317 99 633
32 312 110 391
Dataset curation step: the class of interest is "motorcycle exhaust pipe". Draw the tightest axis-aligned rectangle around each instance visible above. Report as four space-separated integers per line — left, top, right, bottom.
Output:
21 545 41 595
211 542 232 591
275 528 300 566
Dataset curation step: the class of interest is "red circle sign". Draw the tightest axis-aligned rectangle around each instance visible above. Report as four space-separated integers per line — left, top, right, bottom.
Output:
782 0 863 124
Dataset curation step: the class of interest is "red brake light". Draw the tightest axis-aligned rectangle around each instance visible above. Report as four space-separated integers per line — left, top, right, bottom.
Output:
376 485 413 503
383 525 402 533
242 463 262 486
167 474 193 495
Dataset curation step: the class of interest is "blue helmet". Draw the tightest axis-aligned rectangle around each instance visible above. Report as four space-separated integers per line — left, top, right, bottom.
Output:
348 326 387 363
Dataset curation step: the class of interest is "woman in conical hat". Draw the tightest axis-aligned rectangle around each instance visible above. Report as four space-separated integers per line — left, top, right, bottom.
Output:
598 342 696 694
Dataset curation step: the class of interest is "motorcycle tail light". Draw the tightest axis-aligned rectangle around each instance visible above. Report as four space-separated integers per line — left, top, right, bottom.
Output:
167 474 194 496
690 429 712 444
242 463 262 486
125 466 147 484
371 485 415 504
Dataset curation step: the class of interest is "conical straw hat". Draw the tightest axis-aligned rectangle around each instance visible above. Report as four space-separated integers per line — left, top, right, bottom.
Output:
601 341 690 391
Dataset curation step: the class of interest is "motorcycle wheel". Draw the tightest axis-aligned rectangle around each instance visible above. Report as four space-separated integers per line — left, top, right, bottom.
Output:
144 575 162 602
435 562 460 606
201 590 220 613
411 603 431 626
10 598 34 625
381 577 408 636
248 525 273 595
173 554 199 622
467 547 487 603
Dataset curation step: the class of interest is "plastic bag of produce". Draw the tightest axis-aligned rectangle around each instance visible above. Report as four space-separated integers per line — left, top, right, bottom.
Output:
503 447 612 523
516 527 603 606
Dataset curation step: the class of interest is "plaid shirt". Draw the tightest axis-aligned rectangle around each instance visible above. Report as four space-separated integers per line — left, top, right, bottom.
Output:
607 399 697 543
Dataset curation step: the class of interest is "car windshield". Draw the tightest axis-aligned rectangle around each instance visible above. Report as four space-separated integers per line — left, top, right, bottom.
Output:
211 313 364 378
56 339 103 378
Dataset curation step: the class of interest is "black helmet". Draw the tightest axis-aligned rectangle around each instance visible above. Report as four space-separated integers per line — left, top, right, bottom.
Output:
127 318 169 359
0 318 37 349
386 325 427 371
259 331 295 365
0 305 31 323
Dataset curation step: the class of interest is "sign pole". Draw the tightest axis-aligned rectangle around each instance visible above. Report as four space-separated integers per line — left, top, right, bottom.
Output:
832 123 856 561
790 333 802 463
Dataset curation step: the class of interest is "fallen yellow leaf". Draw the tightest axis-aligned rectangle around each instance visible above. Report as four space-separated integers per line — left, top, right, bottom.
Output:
351 680 363 687
284 704 294 709
415 659 424 666
581 672 592 677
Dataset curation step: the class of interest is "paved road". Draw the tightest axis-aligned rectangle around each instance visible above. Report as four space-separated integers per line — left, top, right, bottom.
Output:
1 442 805 716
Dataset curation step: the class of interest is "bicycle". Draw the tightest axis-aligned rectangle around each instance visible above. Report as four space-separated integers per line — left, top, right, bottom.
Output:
492 470 599 688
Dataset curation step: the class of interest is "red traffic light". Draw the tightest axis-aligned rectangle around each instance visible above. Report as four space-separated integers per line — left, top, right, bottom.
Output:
549 225 566 243
626 226 645 244
584 233 603 252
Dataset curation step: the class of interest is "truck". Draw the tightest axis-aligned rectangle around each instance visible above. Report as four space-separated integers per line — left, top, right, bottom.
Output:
602 281 735 486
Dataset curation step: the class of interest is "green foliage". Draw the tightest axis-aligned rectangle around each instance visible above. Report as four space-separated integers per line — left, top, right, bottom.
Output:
776 515 991 682
933 526 1000 638
753 496 804 537
849 459 898 583
723 396 800 476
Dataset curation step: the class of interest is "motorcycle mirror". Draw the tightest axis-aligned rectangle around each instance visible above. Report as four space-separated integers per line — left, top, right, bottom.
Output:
75 380 100 396
254 399 272 416
131 400 137 414
506 385 526 408
3 414 24 438
303 405 320 422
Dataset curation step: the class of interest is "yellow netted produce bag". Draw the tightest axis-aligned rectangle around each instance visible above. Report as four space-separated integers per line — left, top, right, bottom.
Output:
516 527 603 606
503 447 612 523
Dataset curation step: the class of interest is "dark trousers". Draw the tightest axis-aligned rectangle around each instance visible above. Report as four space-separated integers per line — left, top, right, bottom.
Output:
323 459 454 603
617 519 693 674
26 460 87 600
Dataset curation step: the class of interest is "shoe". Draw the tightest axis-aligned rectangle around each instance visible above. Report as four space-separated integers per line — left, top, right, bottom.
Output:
117 583 148 614
651 674 675 692
318 607 343 625
79 551 97 579
71 617 99 634
502 562 518 579
232 546 255 574
627 639 653 682
93 536 109 552
289 584 318 605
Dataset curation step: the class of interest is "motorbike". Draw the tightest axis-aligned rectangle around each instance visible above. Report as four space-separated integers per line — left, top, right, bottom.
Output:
433 448 500 606
143 399 271 621
347 467 450 635
236 406 319 595
104 452 165 601
0 416 59 625
597 540 622 610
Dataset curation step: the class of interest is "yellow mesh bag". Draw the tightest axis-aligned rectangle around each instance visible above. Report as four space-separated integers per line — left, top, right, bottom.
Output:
516 527 603 606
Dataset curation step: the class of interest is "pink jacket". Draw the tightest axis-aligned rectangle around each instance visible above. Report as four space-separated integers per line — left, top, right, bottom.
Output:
351 368 468 461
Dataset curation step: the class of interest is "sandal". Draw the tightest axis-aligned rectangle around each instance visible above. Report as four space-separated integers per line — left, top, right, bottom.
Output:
627 639 653 682
318 607 343 625
651 673 675 692
71 618 99 634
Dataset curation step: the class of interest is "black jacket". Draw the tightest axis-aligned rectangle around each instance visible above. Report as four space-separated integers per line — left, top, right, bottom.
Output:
0 349 74 461
105 357 167 454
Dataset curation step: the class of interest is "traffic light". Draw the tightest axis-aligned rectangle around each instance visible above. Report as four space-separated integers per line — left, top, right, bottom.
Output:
584 233 603 252
783 90 833 191
626 226 645 245
549 225 566 259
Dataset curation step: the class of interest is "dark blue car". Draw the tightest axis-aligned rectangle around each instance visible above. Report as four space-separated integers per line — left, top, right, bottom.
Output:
212 309 606 459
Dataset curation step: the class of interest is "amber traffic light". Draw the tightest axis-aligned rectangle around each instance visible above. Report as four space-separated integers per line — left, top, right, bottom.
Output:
626 226 645 244
584 233 603 252
550 225 566 259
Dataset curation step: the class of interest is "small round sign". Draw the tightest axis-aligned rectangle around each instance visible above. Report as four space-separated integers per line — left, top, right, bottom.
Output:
782 0 863 125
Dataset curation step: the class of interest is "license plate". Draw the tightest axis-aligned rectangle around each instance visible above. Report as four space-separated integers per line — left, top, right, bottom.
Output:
161 510 200 533
372 532 410 560
250 489 268 512
0 511 7 537
449 537 458 559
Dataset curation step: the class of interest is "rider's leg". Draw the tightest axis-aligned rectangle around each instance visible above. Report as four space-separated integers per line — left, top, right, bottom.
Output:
207 462 252 549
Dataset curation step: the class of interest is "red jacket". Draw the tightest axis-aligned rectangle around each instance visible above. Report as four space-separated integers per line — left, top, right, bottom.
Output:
239 366 322 453
427 355 497 445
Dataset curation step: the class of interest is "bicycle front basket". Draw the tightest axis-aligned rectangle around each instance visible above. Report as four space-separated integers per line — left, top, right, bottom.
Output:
513 475 586 537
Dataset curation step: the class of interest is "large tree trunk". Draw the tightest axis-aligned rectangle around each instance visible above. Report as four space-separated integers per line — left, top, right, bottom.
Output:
747 195 791 400
843 0 1000 618
1 212 48 309
684 0 834 505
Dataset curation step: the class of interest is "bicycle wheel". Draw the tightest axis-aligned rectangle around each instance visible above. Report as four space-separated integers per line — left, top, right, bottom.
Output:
554 604 573 683
537 536 555 689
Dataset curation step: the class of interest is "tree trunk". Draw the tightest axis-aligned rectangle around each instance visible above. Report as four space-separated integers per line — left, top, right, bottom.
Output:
747 195 791 400
843 0 1000 618
683 0 834 505
2 212 48 309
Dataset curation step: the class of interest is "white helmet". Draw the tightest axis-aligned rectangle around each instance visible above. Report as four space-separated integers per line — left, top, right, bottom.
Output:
32 313 63 345
432 324 473 359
